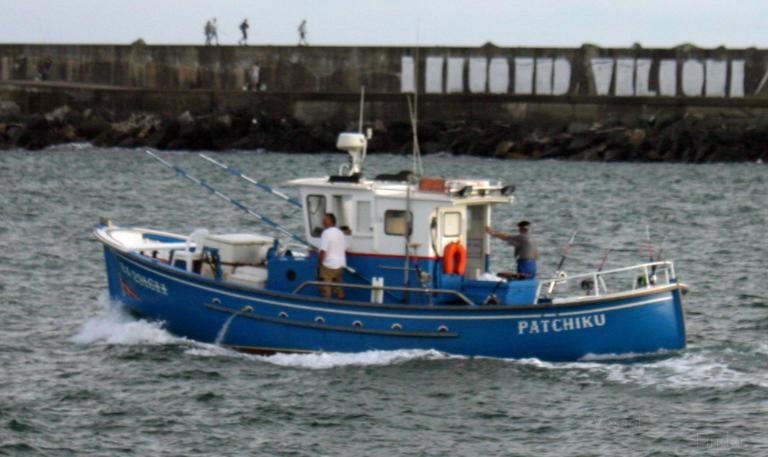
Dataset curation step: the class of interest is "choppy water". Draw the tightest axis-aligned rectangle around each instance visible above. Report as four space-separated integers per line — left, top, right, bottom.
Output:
1 146 766 456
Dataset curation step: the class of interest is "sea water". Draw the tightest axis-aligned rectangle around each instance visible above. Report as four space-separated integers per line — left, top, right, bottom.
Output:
0 147 765 456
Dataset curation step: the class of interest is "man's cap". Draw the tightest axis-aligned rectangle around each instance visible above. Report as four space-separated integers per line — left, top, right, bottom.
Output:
517 220 531 228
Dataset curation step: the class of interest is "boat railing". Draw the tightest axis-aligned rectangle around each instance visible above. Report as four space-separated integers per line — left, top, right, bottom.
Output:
292 281 477 306
535 261 676 302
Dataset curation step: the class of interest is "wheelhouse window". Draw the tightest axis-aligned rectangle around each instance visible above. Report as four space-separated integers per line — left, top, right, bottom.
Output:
443 212 462 237
332 195 349 228
356 201 372 234
306 195 326 237
384 210 412 236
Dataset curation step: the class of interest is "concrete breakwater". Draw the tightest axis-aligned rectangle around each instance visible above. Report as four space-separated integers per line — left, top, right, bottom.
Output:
1 43 768 161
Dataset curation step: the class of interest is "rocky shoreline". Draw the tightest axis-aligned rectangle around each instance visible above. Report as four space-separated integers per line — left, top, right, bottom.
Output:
1 101 766 162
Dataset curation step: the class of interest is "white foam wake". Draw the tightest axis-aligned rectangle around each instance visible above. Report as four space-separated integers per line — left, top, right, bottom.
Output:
600 353 764 389
72 295 180 346
260 349 455 370
183 346 456 369
184 344 249 359
510 351 767 390
75 294 765 382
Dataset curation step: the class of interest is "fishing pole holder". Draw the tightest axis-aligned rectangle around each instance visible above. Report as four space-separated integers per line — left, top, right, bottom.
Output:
546 270 569 295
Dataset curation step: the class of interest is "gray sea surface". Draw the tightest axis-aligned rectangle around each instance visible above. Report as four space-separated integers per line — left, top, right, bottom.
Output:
0 146 766 456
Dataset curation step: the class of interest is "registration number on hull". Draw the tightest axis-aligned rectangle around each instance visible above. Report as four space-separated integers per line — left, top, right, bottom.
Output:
119 263 169 296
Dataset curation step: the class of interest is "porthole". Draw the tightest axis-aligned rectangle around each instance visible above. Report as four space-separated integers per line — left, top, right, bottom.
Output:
315 316 325 324
286 270 297 281
279 311 288 318
352 320 363 328
391 323 402 330
212 298 221 305
438 325 449 333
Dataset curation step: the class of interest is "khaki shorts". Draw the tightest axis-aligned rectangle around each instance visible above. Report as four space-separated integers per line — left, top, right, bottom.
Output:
319 265 344 297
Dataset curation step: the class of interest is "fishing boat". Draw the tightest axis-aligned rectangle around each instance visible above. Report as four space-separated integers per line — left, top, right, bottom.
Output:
95 129 687 361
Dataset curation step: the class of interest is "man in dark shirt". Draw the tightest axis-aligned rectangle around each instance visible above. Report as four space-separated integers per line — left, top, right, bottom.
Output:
486 220 539 279
298 19 308 46
239 19 250 45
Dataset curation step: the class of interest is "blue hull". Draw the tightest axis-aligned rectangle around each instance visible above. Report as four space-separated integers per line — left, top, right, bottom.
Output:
103 245 686 361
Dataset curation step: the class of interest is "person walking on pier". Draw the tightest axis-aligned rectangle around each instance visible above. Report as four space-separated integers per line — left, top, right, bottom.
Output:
298 19 308 46
204 19 213 45
210 18 220 45
239 19 250 45
486 221 540 279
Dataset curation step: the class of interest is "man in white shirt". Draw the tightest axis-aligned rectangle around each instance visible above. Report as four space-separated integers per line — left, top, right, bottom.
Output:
318 213 347 299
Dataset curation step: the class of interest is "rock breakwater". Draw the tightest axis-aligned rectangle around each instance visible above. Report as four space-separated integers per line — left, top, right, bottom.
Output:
1 102 766 162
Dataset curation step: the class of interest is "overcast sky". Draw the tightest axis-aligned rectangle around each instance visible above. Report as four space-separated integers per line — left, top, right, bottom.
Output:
0 0 765 48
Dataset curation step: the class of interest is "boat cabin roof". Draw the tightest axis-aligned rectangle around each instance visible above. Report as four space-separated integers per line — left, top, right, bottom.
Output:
286 176 514 206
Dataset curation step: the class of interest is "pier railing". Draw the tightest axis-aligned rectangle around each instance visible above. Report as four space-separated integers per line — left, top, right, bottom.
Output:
535 261 677 302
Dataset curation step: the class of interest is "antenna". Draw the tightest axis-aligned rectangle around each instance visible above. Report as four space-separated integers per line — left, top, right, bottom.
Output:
409 25 423 177
358 85 365 133
407 96 423 177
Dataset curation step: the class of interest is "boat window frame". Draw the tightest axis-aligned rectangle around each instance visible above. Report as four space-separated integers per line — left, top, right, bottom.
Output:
355 200 373 236
332 194 350 229
443 211 462 237
306 194 327 238
384 210 413 236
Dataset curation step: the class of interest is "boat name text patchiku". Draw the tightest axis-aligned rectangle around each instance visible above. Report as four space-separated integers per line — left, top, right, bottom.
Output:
120 263 168 295
517 314 606 335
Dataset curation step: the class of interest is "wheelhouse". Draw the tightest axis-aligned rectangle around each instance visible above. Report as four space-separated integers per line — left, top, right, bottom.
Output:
290 175 514 281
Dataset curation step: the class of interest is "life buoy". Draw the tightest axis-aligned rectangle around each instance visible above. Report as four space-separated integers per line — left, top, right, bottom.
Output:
443 241 457 274
443 241 467 275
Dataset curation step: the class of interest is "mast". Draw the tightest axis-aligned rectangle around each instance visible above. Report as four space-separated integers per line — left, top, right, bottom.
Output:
403 174 414 301
403 39 422 298
408 45 423 177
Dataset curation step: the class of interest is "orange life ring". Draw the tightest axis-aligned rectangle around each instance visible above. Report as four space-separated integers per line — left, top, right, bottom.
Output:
443 241 467 275
454 242 467 275
443 242 457 274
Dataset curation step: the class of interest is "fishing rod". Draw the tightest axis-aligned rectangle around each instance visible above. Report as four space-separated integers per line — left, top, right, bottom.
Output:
643 226 668 263
482 275 506 306
555 230 579 272
642 226 669 286
581 240 614 293
198 153 302 208
546 230 578 295
597 239 616 272
655 234 667 262
645 225 654 263
649 233 667 278
145 150 309 247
